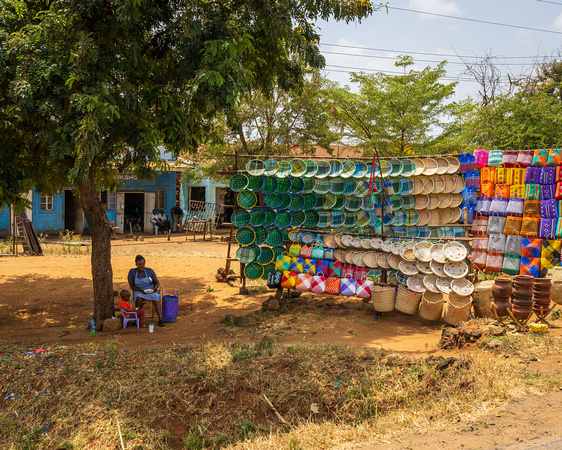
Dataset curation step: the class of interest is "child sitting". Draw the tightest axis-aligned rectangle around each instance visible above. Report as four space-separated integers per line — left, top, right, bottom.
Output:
119 289 147 328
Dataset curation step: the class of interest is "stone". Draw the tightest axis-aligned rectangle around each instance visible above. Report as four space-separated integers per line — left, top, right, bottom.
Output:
473 280 495 318
486 338 503 349
103 318 122 332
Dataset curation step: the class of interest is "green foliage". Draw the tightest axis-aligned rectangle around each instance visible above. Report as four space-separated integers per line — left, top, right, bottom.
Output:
327 55 457 156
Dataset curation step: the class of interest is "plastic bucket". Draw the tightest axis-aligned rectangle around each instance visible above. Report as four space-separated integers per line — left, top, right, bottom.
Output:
162 293 179 323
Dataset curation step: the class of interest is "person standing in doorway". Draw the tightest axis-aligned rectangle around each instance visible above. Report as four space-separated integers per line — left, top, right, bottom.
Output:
170 203 184 232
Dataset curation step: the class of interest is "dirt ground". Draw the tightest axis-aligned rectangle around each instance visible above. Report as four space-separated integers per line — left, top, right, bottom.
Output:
2 231 562 449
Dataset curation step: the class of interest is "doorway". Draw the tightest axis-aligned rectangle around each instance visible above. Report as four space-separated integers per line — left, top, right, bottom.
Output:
64 190 75 232
124 192 144 232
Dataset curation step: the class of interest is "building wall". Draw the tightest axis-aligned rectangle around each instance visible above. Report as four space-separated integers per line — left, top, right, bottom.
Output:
32 190 64 234
180 176 227 208
0 206 9 236
116 172 177 211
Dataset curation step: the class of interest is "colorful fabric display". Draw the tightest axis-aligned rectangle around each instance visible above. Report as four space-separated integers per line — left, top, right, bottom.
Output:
490 196 508 216
487 215 506 234
556 183 562 200
356 280 374 299
488 150 504 166
525 183 540 200
311 246 324 260
324 248 335 260
472 248 487 270
522 237 542 258
475 195 492 215
310 272 327 294
459 153 473 172
302 259 316 275
541 184 556 200
462 204 474 224
512 167 527 185
473 236 489 251
267 270 283 288
494 185 510 198
464 171 480 188
556 218 562 238
506 197 524 216
532 149 549 167
342 265 354 278
295 272 313 292
523 199 540 216
280 271 298 289
474 149 489 167
502 151 517 167
340 277 357 296
540 239 561 277
481 166 496 184
328 261 342 277
521 215 540 237
516 150 533 167
502 253 521 275
486 250 504 272
540 167 556 185
275 253 292 272
471 213 489 235
316 259 330 275
541 199 558 218
510 184 525 198
520 256 541 278
325 277 341 295
556 166 562 183
548 149 562 167
496 167 510 184
487 233 507 253
505 234 523 255
540 218 555 239
288 244 301 257
525 167 541 184
462 187 477 205
503 216 522 235
289 257 304 273
354 267 367 280
300 244 313 258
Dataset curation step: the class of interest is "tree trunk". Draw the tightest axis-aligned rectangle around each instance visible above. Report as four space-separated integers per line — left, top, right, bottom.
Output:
77 174 114 329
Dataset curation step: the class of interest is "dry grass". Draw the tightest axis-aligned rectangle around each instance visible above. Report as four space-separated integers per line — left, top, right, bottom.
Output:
0 335 561 449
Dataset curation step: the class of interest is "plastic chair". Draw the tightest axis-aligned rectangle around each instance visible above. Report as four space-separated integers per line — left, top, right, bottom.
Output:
121 309 139 329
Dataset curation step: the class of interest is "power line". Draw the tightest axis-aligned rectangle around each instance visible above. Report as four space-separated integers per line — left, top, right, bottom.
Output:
320 50 541 67
387 5 562 36
537 0 562 5
320 42 547 60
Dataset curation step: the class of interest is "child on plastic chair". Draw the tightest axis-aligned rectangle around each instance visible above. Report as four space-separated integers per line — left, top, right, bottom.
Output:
119 289 147 328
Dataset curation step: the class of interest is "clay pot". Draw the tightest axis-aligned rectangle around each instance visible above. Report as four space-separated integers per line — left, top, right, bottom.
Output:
533 305 552 315
492 278 513 298
512 297 533 307
513 287 533 297
512 304 533 320
534 298 551 305
493 296 512 317
513 275 534 285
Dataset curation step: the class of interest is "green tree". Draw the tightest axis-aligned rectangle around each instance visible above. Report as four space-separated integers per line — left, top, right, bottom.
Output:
0 0 374 325
327 56 457 156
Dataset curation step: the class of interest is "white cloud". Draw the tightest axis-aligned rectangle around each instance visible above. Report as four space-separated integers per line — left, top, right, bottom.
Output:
553 12 562 32
408 0 462 18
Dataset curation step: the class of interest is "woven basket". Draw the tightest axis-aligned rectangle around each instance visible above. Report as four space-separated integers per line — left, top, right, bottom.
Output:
341 160 356 178
274 211 292 228
302 178 315 194
406 226 421 238
263 210 277 228
289 177 305 194
246 159 265 176
256 246 275 265
388 253 402 270
264 228 284 247
389 159 403 176
237 191 257 209
427 209 442 227
343 212 357 227
290 210 306 228
442 175 455 193
355 180 369 198
377 253 391 269
401 158 417 177
395 285 422 315
434 157 449 175
264 193 283 209
438 193 453 209
315 160 331 178
329 210 342 227
379 160 392 177
443 293 473 326
353 161 369 178
231 210 251 228
400 178 414 195
420 177 434 195
263 159 278 176
422 158 438 175
246 175 264 192
276 160 292 178
413 195 429 210
244 262 264 280
411 177 424 195
426 194 440 209
313 178 331 195
405 210 420 226
352 251 365 267
450 207 462 223
416 209 430 226
412 158 425 176
419 291 444 321
417 226 430 238
229 173 248 192
440 208 454 224
249 209 267 227
344 179 357 195
432 175 445 193
393 210 407 226
356 211 370 227
313 195 326 210
372 286 396 312
345 196 362 212
304 160 318 178
253 227 268 245
329 159 343 177
279 194 291 210
302 193 317 211
451 175 465 194
345 250 354 264
324 233 337 248
288 194 305 211
364 251 380 268
450 194 463 207
330 177 345 195
290 159 307 177
236 245 259 263
261 176 278 195
276 177 291 193
317 211 332 228
334 248 347 263
445 157 460 174
401 196 416 210
333 196 346 211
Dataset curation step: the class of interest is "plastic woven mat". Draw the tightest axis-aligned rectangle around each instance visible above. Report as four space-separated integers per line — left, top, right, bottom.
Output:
304 160 318 178
302 178 315 193
344 179 357 195
315 160 331 178
345 196 362 212
264 228 283 247
276 177 291 193
260 176 278 194
263 210 277 228
289 177 304 194
236 245 258 264
401 159 417 177
244 262 264 280
290 210 306 227
332 195 345 210
330 177 345 195
256 246 275 265
263 159 278 176
274 211 292 228
253 227 269 245
290 159 307 177
229 173 248 192
288 195 305 211
331 210 344 227
231 210 250 228
302 193 317 210
246 175 263 192
249 209 266 227
341 160 356 178
313 178 331 194
402 196 416 210
246 159 265 176
343 212 357 227
303 210 319 228
389 159 403 176
279 194 291 210
276 160 292 178
317 211 332 228
264 193 283 209
237 191 257 209
353 161 368 178
329 159 343 177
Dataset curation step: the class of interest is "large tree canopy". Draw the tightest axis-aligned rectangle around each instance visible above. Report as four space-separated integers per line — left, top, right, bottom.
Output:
0 0 374 325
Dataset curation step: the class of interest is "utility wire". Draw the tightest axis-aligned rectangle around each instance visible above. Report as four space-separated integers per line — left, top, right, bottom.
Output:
537 0 562 5
387 5 562 36
320 42 548 60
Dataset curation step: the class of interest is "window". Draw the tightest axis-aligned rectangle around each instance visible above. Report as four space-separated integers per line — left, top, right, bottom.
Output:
190 186 206 203
40 195 54 211
99 190 117 210
155 190 166 210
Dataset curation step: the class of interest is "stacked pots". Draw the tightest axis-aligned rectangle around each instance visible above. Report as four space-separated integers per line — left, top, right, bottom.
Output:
511 275 534 320
533 278 552 317
491 278 512 317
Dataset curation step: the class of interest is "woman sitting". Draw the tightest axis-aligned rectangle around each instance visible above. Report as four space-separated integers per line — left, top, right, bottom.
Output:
128 254 165 327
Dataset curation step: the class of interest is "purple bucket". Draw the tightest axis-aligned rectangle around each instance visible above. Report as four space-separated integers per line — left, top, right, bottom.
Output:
162 292 179 323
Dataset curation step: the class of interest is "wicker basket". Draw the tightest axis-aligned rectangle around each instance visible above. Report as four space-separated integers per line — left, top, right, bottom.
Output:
422 158 438 175
395 285 422 315
372 286 396 312
445 157 460 174
412 158 425 176
443 293 473 326
434 157 449 175
432 175 445 193
419 291 444 321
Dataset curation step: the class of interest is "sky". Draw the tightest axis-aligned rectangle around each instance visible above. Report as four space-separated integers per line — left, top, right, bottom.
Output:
316 0 562 100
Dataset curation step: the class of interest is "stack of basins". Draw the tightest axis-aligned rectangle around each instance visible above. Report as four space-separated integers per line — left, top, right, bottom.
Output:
492 277 512 317
511 275 534 320
533 278 552 317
